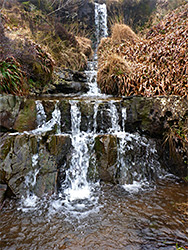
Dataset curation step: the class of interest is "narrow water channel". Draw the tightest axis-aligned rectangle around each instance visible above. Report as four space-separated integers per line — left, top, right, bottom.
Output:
0 2 188 250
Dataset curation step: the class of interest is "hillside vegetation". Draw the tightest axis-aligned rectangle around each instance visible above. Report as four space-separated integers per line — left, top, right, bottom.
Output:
0 0 92 95
97 3 188 98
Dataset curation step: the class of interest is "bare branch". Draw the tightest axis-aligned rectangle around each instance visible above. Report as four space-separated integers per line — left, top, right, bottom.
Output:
47 0 73 16
0 0 6 12
0 0 6 23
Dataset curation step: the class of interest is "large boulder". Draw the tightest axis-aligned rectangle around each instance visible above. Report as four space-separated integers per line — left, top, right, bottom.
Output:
0 133 71 198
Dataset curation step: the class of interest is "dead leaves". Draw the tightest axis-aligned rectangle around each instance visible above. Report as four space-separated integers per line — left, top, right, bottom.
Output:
97 3 188 98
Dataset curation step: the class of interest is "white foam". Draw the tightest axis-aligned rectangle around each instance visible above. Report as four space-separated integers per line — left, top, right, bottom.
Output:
32 154 39 167
123 181 143 193
65 186 91 202
22 194 38 208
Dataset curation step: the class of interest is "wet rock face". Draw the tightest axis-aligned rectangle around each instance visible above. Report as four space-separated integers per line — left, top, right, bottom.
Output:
47 69 89 95
123 96 188 177
0 133 71 198
94 133 162 185
0 95 22 132
0 95 187 199
95 135 118 183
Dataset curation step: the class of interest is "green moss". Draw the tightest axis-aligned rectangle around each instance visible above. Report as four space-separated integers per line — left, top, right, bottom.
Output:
13 99 37 132
0 136 14 160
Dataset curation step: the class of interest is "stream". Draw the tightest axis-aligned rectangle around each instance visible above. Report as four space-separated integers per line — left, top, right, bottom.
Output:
0 2 188 250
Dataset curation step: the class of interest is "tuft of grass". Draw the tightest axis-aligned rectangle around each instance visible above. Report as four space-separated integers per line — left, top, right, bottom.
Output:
97 54 131 95
111 23 140 44
76 36 93 59
97 4 188 98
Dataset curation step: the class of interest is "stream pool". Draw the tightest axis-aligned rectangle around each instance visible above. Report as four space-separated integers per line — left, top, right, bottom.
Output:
1 177 187 250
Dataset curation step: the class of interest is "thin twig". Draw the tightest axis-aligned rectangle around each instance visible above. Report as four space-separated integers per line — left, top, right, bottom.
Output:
0 200 5 211
0 0 6 12
47 0 73 16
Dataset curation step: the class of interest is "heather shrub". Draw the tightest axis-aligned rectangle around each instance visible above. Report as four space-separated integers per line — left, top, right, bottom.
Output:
14 38 54 87
55 23 78 47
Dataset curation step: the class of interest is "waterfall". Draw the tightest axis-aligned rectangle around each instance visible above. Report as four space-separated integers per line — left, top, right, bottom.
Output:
2 2 185 248
85 2 108 96
16 2 167 215
95 2 108 45
63 101 92 202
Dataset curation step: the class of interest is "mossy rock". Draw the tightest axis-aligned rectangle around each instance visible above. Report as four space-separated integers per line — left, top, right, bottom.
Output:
13 99 37 132
94 135 118 183
47 135 71 157
59 100 71 133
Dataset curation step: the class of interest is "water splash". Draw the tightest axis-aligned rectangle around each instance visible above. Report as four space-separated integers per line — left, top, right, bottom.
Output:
19 154 39 212
36 100 46 127
32 101 61 134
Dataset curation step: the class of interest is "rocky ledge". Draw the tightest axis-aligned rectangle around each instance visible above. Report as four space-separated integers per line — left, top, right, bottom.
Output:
46 69 89 95
0 94 187 201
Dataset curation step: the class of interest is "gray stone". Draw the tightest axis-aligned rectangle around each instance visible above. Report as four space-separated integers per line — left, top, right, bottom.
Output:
0 184 7 204
0 95 22 131
94 135 118 183
0 133 71 198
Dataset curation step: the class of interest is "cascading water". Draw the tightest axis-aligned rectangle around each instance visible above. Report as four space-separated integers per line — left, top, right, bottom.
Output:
64 100 92 202
95 2 108 45
85 2 108 96
17 3 166 213
2 3 187 248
